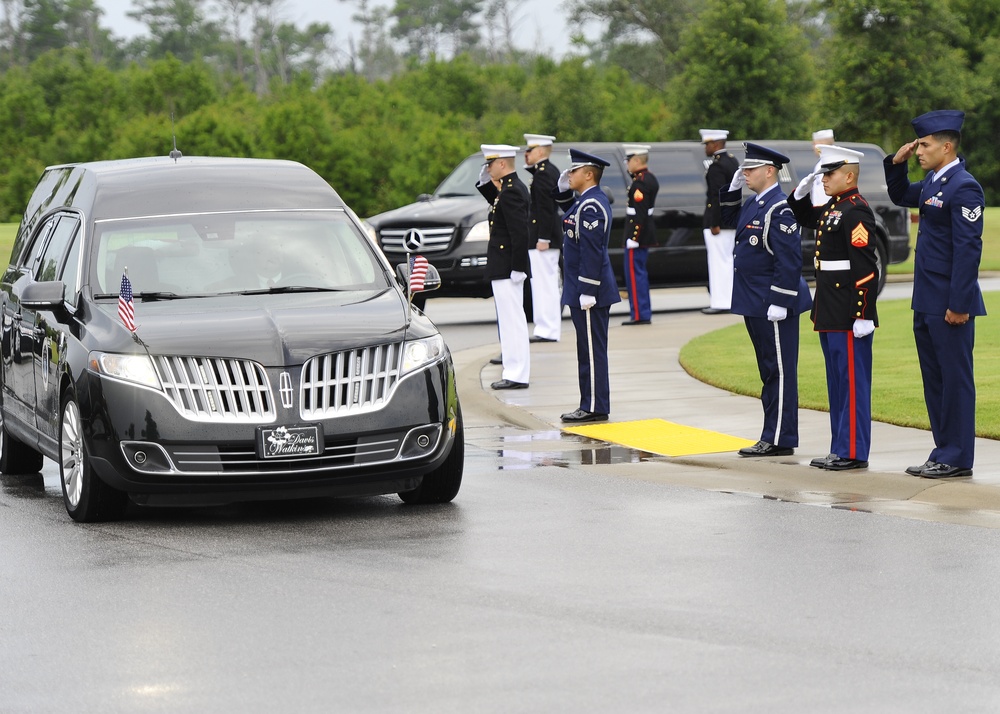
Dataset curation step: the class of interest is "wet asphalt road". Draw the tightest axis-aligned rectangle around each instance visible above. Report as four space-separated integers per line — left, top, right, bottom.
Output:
2 318 1000 712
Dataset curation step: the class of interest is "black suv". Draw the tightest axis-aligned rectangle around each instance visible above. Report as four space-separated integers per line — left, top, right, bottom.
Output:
365 141 910 299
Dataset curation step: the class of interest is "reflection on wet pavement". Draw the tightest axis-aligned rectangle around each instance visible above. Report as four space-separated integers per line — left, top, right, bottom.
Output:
0 472 48 499
468 426 653 470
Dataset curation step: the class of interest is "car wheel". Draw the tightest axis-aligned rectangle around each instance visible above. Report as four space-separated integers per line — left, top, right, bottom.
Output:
0 408 44 474
59 392 127 522
399 407 464 504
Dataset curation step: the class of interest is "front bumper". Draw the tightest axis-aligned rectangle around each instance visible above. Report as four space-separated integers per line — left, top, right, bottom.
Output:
80 357 459 503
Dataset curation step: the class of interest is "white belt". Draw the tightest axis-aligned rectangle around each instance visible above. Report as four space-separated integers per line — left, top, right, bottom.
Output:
816 259 850 271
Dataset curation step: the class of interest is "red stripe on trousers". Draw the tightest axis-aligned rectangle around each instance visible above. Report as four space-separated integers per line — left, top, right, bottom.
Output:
847 333 856 460
627 249 638 320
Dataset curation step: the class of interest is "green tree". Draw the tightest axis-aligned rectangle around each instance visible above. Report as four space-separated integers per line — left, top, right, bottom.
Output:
127 0 221 61
818 0 972 150
668 0 815 139
390 0 483 59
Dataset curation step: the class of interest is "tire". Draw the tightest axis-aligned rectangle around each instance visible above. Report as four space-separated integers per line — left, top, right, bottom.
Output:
0 408 44 474
59 392 127 522
399 407 464 504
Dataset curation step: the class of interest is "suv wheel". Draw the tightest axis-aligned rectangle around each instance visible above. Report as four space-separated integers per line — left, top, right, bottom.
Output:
59 391 127 522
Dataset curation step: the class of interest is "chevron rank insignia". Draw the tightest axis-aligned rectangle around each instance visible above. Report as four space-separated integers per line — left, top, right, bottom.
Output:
962 206 983 222
634 189 644 202
779 223 795 234
851 224 869 247
583 219 598 230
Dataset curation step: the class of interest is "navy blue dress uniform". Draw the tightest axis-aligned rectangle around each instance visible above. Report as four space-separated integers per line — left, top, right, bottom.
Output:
701 129 740 312
719 143 812 454
555 149 621 421
884 110 986 477
788 146 879 469
622 144 659 324
476 143 532 388
524 133 563 342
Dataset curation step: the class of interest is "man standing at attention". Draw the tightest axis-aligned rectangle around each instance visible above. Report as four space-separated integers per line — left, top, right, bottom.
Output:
808 129 836 207
523 133 563 343
789 145 879 471
700 128 740 315
555 149 621 423
476 143 531 390
884 110 986 479
720 143 812 456
621 144 659 325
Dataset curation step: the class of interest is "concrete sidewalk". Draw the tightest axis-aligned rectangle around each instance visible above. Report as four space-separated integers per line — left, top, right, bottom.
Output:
432 281 1000 528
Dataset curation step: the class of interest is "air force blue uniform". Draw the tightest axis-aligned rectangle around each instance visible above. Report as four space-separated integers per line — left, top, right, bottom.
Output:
720 144 811 449
557 151 620 416
883 110 986 470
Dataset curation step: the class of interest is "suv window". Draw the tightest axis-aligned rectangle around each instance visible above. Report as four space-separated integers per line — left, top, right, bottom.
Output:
36 215 81 282
23 217 57 277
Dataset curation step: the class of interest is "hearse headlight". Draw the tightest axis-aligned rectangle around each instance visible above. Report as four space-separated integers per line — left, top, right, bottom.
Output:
465 221 490 242
89 352 162 390
401 335 445 375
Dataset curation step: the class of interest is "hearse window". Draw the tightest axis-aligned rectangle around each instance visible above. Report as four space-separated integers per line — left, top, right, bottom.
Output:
23 218 56 276
36 215 80 283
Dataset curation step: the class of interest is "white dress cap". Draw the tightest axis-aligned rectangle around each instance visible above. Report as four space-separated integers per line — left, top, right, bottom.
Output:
817 145 864 173
481 144 519 160
699 129 729 143
523 134 556 147
812 129 835 141
623 144 652 157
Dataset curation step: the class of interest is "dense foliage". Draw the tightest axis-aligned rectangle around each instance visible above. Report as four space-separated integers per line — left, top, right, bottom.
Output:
1 0 998 221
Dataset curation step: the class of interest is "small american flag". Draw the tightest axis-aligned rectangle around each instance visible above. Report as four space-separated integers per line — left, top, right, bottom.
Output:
118 272 136 332
408 254 429 293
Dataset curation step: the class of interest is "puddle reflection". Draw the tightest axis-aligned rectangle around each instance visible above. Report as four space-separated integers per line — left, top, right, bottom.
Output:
495 431 651 470
1 472 48 499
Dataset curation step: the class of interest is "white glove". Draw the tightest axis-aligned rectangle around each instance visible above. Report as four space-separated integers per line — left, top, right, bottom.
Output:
478 163 491 186
728 171 747 192
557 169 571 192
794 172 818 200
766 304 787 322
626 239 639 249
853 319 875 338
510 270 527 284
579 294 596 310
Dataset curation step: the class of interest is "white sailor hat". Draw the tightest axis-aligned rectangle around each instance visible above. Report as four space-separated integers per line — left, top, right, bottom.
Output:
523 133 556 148
623 144 651 157
699 129 729 143
481 144 519 160
817 145 864 174
812 129 835 141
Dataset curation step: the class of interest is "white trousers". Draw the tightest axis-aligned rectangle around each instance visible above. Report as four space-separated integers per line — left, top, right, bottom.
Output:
703 227 736 310
528 248 562 341
492 278 530 384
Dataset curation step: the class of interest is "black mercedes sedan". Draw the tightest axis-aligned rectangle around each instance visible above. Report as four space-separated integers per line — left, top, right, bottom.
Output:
0 156 463 521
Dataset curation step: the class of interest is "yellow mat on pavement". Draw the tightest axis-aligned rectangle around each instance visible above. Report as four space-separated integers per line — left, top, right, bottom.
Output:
563 418 757 457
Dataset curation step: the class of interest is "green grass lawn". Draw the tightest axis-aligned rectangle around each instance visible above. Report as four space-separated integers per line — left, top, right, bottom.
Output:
888 206 1000 274
680 293 1000 439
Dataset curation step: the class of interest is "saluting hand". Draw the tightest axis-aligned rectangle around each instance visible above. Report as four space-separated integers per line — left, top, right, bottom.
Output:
557 169 571 192
892 140 919 165
728 171 747 192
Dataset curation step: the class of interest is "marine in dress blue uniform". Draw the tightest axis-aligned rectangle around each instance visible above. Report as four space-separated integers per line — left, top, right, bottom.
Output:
621 144 659 325
884 110 986 478
719 143 812 456
476 143 532 389
555 149 621 422
789 145 879 470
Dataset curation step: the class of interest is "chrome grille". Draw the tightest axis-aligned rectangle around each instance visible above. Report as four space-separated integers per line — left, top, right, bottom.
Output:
153 356 274 423
379 226 454 253
301 343 401 419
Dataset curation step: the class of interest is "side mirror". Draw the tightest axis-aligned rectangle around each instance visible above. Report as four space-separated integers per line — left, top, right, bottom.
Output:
601 187 615 204
21 280 66 309
396 260 442 293
416 193 433 202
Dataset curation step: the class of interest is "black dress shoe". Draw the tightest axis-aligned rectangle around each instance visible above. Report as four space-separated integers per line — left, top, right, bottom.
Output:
738 440 793 457
489 355 503 365
810 453 837 468
491 379 528 390
820 457 868 471
621 319 651 326
701 307 730 315
529 336 558 343
917 462 973 479
905 460 937 476
561 409 609 423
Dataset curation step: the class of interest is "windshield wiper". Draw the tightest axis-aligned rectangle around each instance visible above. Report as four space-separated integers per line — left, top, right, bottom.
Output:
435 192 474 198
228 286 346 295
135 291 184 301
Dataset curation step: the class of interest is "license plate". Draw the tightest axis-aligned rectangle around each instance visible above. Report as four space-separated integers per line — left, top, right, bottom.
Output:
257 424 323 459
